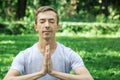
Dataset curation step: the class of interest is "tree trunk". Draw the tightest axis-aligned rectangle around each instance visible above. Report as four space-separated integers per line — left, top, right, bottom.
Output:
16 0 27 19
7 0 11 20
103 0 109 17
99 0 109 17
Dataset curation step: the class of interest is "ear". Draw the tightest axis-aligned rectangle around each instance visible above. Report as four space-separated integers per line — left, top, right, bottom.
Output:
56 24 60 32
34 24 38 31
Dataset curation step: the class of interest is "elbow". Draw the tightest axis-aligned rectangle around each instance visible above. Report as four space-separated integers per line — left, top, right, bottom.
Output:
3 76 15 80
87 76 94 80
3 77 9 80
82 75 94 80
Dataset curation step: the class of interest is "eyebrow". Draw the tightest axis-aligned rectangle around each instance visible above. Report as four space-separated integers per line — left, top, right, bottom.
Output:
39 19 45 21
39 18 55 21
49 19 55 21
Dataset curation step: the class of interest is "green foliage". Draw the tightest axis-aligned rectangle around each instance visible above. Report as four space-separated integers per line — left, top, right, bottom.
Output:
60 22 120 35
0 21 120 35
0 34 120 80
0 0 120 22
0 0 120 35
0 21 35 35
96 14 107 22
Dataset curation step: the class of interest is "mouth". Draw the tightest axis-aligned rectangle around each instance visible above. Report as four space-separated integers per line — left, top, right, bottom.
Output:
42 31 52 34
42 31 52 33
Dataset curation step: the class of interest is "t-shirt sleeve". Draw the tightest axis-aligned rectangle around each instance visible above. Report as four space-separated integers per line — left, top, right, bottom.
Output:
10 51 25 74
69 49 84 70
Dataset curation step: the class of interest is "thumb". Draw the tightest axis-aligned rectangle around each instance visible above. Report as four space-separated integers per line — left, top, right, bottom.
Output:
45 45 50 54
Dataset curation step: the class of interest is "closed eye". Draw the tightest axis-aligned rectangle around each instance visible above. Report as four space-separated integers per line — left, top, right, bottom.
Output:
40 21 45 24
49 19 55 23
39 19 45 24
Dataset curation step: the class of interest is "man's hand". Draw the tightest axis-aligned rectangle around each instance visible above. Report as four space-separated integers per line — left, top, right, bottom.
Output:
41 45 54 75
45 45 53 74
40 45 49 76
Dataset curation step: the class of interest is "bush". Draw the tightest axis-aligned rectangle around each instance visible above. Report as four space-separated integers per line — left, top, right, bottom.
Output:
60 22 120 35
0 21 120 35
0 21 35 35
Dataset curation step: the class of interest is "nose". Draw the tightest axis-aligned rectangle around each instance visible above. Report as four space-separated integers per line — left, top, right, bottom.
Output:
45 21 50 29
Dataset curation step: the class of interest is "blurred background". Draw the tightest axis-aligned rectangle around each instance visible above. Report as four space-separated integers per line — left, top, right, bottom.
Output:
0 0 120 80
0 0 120 35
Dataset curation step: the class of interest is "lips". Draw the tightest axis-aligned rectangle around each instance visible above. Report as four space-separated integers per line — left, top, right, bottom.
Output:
42 31 52 33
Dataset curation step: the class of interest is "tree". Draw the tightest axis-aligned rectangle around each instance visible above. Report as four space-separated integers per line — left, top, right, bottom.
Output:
16 0 27 19
39 0 51 6
6 0 12 20
99 0 109 17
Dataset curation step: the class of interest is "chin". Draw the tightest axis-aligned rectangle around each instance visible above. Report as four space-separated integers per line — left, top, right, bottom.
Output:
43 37 51 41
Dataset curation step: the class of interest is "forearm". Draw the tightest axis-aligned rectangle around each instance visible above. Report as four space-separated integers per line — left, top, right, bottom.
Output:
4 71 45 80
50 70 93 80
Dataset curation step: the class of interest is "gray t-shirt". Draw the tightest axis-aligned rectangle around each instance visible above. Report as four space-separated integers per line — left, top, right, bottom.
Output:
11 42 84 80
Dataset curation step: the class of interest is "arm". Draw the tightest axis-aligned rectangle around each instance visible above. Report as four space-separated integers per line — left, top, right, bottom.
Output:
4 47 49 80
49 66 94 80
46 45 93 80
3 69 45 80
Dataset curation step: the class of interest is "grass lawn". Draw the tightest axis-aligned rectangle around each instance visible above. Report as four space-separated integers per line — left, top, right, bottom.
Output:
0 34 120 80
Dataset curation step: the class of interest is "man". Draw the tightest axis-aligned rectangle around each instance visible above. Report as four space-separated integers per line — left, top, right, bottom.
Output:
4 6 93 80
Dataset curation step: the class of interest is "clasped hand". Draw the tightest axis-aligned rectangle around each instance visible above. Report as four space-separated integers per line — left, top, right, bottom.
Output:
41 45 54 75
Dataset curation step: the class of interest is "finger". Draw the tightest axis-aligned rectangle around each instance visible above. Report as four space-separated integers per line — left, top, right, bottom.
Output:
48 55 52 73
42 52 49 72
45 45 51 62
43 45 49 66
45 45 51 72
45 45 50 54
44 53 48 65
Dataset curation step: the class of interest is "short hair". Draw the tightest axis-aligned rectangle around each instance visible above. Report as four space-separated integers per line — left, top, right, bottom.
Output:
35 6 59 24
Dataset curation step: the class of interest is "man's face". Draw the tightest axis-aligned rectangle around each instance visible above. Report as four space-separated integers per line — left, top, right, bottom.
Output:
35 11 59 40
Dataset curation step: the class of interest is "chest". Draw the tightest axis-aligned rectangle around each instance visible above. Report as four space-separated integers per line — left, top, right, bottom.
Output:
24 52 71 74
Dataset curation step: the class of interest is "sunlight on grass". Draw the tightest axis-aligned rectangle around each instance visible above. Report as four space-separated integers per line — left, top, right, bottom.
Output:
0 40 15 44
56 32 120 38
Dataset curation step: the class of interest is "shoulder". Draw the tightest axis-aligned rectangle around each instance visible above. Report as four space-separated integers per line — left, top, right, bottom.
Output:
57 42 84 66
57 42 83 59
57 42 71 52
57 42 77 56
16 43 38 57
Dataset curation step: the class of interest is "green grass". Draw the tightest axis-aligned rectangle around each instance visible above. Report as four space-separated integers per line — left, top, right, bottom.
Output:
0 34 120 80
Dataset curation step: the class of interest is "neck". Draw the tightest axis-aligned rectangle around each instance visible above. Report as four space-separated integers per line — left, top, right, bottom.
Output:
38 38 57 54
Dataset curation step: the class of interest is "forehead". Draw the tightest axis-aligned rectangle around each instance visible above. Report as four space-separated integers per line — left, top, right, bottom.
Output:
37 11 57 20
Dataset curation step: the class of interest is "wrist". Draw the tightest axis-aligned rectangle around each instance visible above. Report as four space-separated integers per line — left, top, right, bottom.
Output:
49 70 56 75
39 70 46 76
